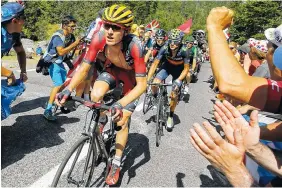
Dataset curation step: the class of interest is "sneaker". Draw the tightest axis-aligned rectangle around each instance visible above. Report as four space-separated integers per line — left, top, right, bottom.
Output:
43 109 57 121
105 163 120 185
166 116 174 131
184 85 189 95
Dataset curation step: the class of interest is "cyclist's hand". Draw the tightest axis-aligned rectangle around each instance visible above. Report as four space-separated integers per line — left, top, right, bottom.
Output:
110 102 123 122
172 79 182 91
7 72 16 86
207 6 234 30
20 72 28 82
55 89 72 107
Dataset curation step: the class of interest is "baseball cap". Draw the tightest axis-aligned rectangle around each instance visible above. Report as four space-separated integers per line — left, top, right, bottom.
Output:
1 2 24 22
273 46 282 70
237 43 250 54
265 24 282 47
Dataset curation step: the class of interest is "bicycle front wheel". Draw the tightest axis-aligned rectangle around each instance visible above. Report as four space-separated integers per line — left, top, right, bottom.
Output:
51 135 98 187
156 95 164 147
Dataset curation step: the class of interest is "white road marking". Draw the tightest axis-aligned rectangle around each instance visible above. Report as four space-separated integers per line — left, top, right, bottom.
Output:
16 69 36 72
29 143 90 188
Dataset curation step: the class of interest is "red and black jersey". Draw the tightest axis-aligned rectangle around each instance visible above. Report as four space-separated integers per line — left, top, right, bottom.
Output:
84 31 146 77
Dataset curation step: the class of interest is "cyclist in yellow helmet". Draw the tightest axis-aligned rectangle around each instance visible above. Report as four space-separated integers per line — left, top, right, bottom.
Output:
55 4 146 185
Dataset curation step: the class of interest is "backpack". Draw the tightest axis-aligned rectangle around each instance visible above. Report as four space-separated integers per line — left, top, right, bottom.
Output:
36 30 66 75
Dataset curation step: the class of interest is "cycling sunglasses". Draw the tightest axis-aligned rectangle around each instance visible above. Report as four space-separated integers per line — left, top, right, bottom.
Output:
168 39 181 45
156 37 165 40
103 22 124 31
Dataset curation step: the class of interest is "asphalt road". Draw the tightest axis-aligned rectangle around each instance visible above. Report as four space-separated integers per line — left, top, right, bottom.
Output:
1 61 231 187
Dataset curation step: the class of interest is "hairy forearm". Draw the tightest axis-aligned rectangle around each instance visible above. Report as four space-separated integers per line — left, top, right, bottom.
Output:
68 62 90 91
224 164 255 187
119 78 146 107
260 122 282 142
208 27 248 89
247 143 282 177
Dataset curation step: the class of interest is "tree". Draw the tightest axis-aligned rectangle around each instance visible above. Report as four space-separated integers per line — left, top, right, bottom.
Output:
229 1 282 44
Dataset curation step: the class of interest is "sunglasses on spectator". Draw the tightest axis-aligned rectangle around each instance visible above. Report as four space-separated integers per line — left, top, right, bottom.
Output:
103 23 123 31
229 46 235 50
238 50 246 55
68 25 77 29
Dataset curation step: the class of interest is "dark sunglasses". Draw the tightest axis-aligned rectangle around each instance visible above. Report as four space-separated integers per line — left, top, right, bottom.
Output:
169 40 181 45
103 23 122 31
68 25 77 29
229 47 234 50
156 37 164 40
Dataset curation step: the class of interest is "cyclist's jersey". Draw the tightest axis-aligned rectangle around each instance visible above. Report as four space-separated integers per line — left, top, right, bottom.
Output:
155 43 190 66
1 27 22 57
151 40 166 57
266 79 282 113
84 31 146 77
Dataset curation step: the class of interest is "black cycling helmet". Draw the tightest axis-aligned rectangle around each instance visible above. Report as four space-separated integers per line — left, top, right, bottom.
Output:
155 29 166 38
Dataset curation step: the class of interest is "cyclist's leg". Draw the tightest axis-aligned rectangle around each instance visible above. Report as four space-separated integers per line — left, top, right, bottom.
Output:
152 63 169 96
91 72 116 102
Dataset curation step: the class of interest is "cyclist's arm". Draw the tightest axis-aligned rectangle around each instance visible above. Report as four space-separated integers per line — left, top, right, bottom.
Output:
144 49 152 64
118 42 147 107
191 48 197 71
260 121 282 142
147 45 165 81
207 27 275 111
68 32 105 92
177 53 190 81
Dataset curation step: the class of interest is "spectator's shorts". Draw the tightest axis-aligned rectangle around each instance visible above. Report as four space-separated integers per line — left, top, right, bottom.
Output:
49 63 67 87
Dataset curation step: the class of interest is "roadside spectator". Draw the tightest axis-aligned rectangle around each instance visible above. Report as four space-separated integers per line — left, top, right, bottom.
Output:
237 43 250 67
206 6 282 113
43 16 82 121
1 2 28 85
138 24 145 39
36 45 43 56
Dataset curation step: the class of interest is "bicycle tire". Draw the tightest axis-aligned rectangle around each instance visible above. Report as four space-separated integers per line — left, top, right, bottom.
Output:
51 135 97 187
156 95 164 147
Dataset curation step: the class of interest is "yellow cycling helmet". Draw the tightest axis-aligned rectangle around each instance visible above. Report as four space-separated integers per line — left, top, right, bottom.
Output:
102 4 134 28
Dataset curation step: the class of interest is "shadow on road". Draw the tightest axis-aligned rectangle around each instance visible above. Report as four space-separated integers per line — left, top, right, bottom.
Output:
114 133 151 187
176 172 186 187
11 96 49 114
1 114 80 169
200 165 232 187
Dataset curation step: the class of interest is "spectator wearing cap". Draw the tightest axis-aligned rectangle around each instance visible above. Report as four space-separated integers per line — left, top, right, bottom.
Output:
237 43 251 67
1 2 27 85
265 24 282 81
247 38 268 75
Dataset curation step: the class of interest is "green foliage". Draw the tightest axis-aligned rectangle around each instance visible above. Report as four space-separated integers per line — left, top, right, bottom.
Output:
229 1 282 44
19 1 281 43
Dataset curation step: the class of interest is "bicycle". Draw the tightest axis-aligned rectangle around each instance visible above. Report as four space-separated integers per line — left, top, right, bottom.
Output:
51 85 129 187
148 82 172 147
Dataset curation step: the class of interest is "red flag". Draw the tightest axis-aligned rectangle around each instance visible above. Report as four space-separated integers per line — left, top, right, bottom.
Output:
146 20 160 30
178 18 193 34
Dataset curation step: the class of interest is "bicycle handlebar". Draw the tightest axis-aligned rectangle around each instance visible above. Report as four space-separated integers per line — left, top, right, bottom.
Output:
148 83 172 87
70 96 111 111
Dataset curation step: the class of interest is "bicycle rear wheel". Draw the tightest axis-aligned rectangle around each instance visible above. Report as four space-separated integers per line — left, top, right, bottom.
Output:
156 95 164 147
51 135 100 187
